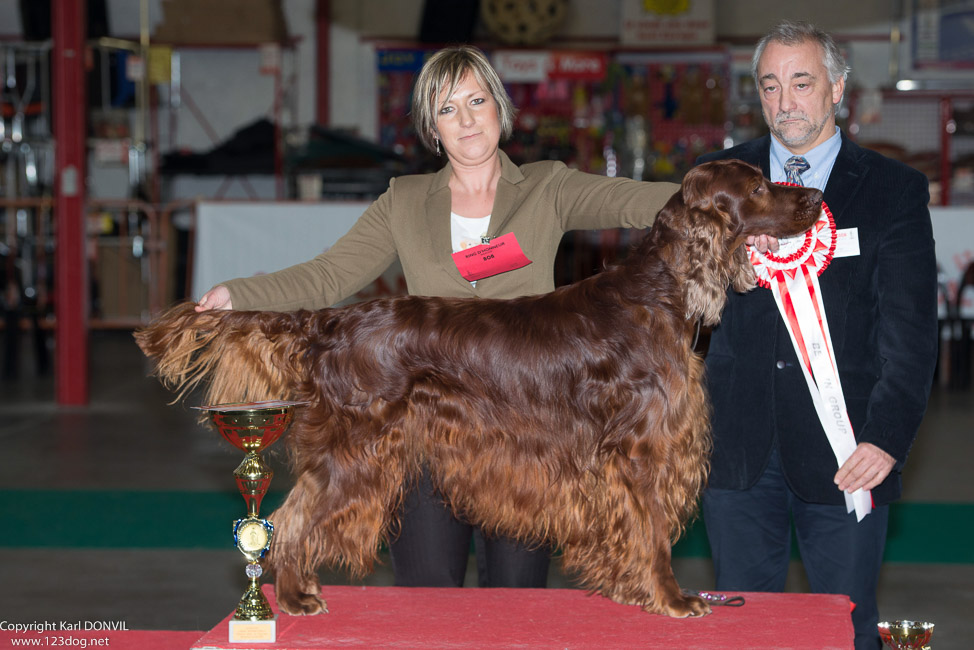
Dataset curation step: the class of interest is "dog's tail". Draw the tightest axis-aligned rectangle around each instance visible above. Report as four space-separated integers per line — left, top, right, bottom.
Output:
134 302 302 407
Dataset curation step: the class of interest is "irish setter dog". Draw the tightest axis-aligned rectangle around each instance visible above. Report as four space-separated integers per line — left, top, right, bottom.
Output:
136 160 822 619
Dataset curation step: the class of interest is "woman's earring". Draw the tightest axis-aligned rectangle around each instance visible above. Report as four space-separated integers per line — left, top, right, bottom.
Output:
435 138 441 155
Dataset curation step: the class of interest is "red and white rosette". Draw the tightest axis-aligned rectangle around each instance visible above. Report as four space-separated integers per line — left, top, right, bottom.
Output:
749 195 872 521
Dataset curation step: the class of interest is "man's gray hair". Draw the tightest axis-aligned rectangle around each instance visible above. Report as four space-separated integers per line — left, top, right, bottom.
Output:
751 20 850 86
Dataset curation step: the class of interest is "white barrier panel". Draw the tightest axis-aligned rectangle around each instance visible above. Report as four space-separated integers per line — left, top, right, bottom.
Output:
931 207 974 319
192 202 971 316
192 201 404 304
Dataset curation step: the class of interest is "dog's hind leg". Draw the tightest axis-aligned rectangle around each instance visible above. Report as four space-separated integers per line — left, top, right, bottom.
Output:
265 473 330 615
266 407 410 616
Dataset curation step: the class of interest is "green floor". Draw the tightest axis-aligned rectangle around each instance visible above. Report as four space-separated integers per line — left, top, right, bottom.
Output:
6 489 974 564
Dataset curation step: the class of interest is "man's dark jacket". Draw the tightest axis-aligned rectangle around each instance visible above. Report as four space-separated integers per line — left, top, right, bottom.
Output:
698 132 938 506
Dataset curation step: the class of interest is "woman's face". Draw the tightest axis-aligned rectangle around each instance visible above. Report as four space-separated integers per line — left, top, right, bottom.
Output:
434 73 501 168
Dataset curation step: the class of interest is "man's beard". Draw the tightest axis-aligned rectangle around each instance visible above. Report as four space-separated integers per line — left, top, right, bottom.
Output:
769 105 835 149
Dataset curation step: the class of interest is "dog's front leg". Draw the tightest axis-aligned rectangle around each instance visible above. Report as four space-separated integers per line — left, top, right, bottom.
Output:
591 509 710 617
571 454 711 618
643 535 710 618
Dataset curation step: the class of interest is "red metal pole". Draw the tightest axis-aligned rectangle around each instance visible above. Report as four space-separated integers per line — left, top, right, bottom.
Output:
316 0 330 126
53 0 89 405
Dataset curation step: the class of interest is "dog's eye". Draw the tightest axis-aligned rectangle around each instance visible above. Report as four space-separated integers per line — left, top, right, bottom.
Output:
751 185 763 195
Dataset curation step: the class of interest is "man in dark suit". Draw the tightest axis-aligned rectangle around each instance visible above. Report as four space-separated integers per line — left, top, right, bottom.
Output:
698 20 938 650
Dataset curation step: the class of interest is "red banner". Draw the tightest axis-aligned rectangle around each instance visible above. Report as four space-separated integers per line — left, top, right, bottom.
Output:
549 52 608 81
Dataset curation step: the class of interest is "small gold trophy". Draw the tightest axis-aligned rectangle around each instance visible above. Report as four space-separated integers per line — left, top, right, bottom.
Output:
878 620 935 649
197 400 304 644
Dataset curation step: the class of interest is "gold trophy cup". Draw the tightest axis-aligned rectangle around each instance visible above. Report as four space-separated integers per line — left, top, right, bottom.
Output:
197 400 304 644
878 620 935 649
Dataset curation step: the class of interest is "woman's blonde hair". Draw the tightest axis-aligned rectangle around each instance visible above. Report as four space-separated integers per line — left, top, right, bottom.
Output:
411 45 516 153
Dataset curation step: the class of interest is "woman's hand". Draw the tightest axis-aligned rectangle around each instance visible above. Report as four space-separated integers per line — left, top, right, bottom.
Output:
195 285 233 312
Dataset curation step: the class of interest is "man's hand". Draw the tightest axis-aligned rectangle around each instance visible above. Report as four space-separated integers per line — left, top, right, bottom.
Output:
746 235 780 253
834 442 896 493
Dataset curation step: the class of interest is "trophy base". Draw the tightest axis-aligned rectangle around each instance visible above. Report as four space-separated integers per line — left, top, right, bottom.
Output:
228 617 277 644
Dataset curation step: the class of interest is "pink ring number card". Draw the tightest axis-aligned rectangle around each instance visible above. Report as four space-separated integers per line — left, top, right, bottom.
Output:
451 232 532 282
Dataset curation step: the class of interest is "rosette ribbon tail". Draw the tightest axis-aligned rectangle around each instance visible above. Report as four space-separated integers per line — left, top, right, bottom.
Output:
749 204 871 522
769 265 872 521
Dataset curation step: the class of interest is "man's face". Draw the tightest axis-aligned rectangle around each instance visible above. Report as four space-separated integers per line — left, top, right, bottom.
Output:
756 39 845 155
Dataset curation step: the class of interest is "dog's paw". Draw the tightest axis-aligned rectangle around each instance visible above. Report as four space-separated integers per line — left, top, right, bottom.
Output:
656 593 711 618
277 590 329 616
274 574 329 616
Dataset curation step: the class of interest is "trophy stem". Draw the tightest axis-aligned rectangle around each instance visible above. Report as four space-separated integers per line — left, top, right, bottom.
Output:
234 451 274 518
234 573 275 621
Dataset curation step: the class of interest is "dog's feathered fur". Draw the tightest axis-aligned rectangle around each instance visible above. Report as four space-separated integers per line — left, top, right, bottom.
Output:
136 160 823 618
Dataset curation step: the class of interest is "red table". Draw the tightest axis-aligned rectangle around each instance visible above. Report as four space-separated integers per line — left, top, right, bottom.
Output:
190 584 853 649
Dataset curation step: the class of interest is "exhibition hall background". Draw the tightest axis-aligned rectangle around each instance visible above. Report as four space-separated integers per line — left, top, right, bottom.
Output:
0 1 972 647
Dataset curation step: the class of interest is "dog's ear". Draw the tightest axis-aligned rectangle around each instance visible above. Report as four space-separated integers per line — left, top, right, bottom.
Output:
711 191 754 295
678 163 757 324
729 245 757 293
681 205 731 326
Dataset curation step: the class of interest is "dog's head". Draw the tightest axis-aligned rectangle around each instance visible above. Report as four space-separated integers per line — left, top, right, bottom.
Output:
682 159 823 244
656 159 823 324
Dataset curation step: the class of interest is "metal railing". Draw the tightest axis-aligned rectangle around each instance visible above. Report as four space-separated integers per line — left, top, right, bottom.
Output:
0 198 189 330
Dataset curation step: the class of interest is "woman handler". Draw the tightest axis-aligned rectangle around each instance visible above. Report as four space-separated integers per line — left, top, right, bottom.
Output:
195 45 679 589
